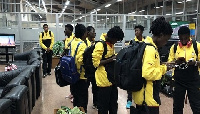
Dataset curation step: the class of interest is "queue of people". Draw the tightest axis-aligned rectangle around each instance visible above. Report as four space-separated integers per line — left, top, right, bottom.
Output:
39 16 200 114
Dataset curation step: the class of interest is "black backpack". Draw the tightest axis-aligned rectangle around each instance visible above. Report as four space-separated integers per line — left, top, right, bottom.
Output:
115 41 155 91
83 40 107 78
54 60 70 87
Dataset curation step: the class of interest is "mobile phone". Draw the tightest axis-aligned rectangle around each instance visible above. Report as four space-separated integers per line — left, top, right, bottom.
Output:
177 57 186 62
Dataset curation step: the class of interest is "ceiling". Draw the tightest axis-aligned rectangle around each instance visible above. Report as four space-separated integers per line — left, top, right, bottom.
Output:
5 0 198 22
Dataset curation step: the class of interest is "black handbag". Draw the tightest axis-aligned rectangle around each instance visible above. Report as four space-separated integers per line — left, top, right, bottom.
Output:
55 60 70 87
104 60 115 84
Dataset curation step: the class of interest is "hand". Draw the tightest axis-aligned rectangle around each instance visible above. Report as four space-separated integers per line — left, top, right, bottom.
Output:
111 55 116 60
166 63 175 71
175 57 186 65
47 48 51 52
187 59 196 66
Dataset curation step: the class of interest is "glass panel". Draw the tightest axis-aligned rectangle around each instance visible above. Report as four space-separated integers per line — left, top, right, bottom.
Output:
175 0 184 15
186 14 197 23
185 0 198 14
156 1 164 15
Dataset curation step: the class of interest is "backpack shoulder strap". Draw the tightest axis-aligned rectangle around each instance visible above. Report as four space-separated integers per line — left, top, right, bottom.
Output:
101 40 107 59
41 32 44 38
67 38 74 47
192 40 198 58
49 31 52 37
74 41 82 58
174 42 178 54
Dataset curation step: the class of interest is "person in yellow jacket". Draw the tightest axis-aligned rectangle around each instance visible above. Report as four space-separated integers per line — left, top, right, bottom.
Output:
64 24 74 102
70 24 88 113
85 26 98 109
168 26 200 114
132 17 173 114
64 24 75 50
126 25 145 109
92 26 124 114
39 24 54 78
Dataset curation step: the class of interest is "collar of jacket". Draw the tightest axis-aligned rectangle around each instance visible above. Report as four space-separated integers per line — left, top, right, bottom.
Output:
178 38 192 48
43 30 49 33
144 36 158 49
134 36 144 42
106 41 113 48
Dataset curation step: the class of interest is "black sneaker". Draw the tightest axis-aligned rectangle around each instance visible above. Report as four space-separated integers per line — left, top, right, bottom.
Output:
92 104 98 110
47 72 51 75
43 74 47 78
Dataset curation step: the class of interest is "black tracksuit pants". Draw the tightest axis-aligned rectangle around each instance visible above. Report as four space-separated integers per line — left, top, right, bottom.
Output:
71 79 88 113
98 85 118 114
135 105 159 114
127 90 132 102
173 66 200 114
42 50 52 74
173 81 200 114
87 77 98 106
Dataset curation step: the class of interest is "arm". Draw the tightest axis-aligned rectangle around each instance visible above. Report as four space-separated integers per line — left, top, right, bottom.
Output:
193 42 200 66
168 45 175 62
65 38 68 49
100 56 115 66
142 46 167 81
92 42 104 68
39 33 47 50
49 32 55 50
76 43 87 65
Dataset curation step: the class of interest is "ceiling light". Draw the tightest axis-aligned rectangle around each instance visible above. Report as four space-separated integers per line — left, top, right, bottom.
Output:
59 0 70 18
176 12 183 14
160 6 163 7
141 10 145 12
186 0 192 1
117 0 122 2
97 20 100 21
139 11 142 12
41 0 47 13
65 1 70 5
166 14 172 15
97 9 101 11
155 7 160 9
178 2 182 3
105 4 111 7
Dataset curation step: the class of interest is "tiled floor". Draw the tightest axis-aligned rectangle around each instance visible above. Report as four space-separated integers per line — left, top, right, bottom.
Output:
0 65 192 114
30 69 193 114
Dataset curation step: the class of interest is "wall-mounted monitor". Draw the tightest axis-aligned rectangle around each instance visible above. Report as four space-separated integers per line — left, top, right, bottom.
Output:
0 34 15 48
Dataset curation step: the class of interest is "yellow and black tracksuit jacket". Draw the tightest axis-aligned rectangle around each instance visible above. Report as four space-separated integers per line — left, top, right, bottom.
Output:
65 33 75 49
134 36 145 42
92 41 115 87
168 39 200 82
39 30 54 50
100 33 106 41
86 38 92 47
70 38 87 80
132 36 167 106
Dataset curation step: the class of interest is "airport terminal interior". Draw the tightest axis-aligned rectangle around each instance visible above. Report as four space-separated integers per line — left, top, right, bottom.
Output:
0 0 199 114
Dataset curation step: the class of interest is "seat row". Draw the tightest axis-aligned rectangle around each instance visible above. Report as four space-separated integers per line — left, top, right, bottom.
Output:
0 49 42 114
